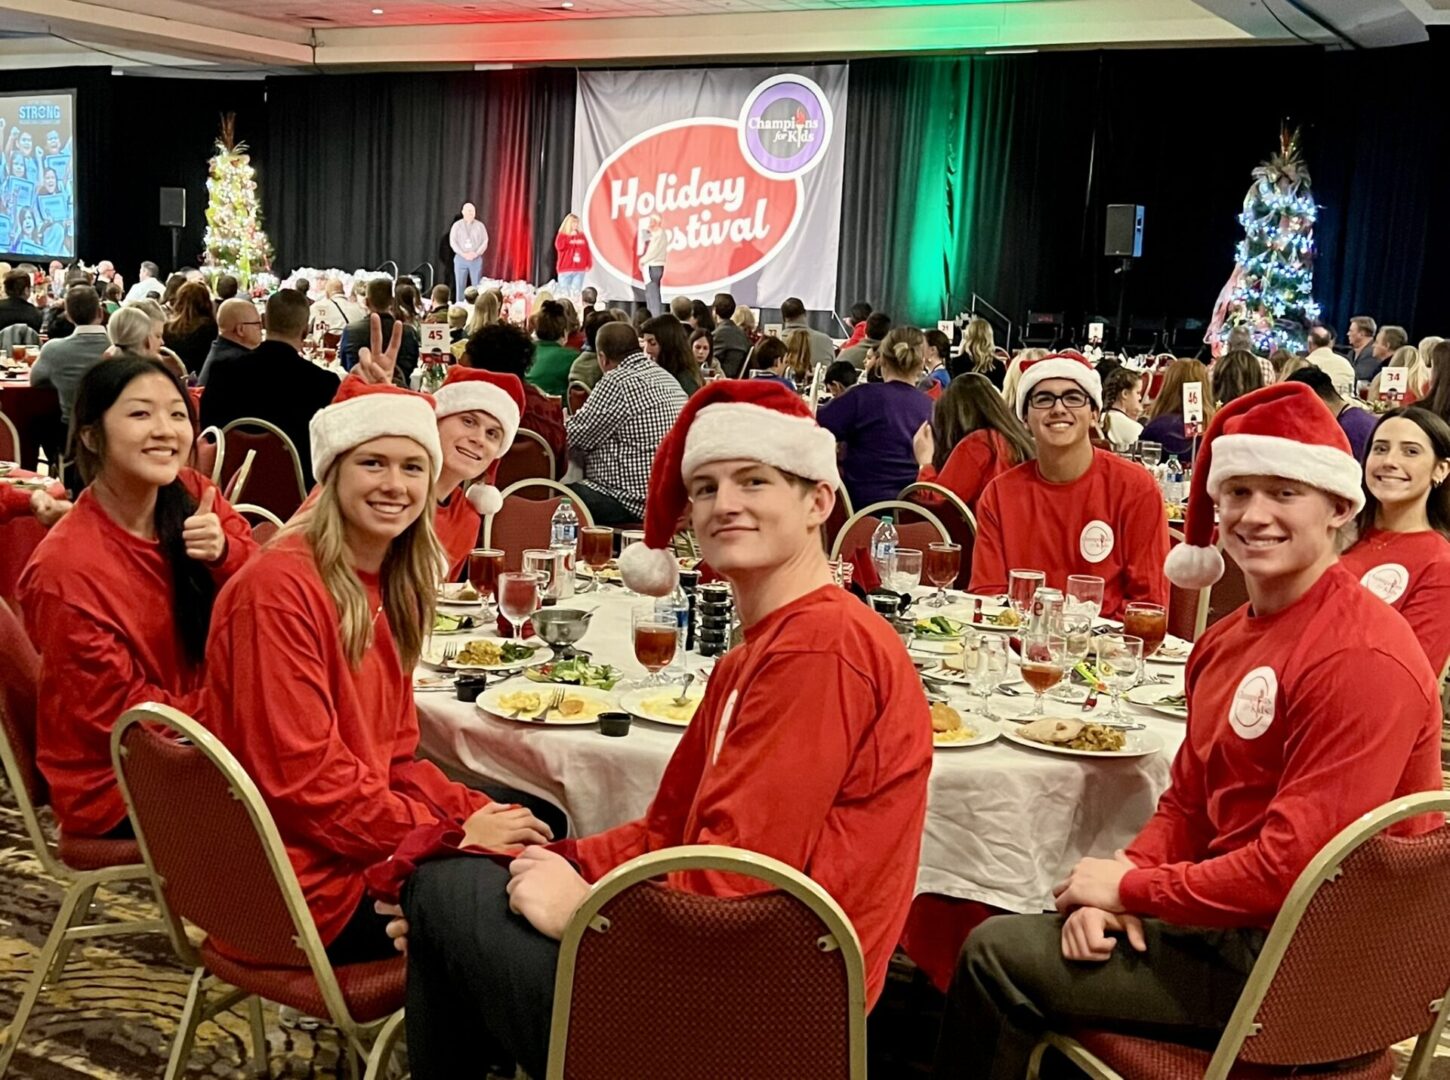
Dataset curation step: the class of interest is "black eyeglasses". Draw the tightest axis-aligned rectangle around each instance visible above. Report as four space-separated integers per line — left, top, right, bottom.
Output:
1027 389 1091 411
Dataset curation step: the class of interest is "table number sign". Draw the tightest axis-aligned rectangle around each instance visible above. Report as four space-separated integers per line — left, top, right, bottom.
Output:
1381 367 1408 403
420 323 449 355
1183 380 1204 439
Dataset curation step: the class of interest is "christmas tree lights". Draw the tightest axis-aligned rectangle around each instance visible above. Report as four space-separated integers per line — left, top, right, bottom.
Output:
1213 126 1320 355
202 113 273 290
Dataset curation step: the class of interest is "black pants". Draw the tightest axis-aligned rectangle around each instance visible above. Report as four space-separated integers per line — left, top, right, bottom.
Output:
403 856 559 1079
931 913 1265 1080
476 782 570 844
566 481 640 527
325 894 399 966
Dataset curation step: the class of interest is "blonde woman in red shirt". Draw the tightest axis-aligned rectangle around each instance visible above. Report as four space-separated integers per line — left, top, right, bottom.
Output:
553 212 591 296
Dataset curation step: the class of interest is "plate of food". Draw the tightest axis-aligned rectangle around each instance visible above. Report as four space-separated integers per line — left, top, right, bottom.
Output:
524 657 623 690
576 564 623 584
1002 717 1163 759
421 638 551 672
1125 685 1188 719
970 607 1022 633
1147 637 1191 664
619 685 706 728
432 612 481 635
477 684 616 725
911 616 969 654
437 581 485 609
929 700 999 749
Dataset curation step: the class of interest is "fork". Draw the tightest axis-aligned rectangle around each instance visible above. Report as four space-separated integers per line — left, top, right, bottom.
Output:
542 687 565 721
440 643 458 668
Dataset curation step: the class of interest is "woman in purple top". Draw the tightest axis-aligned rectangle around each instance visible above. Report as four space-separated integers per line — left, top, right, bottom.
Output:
818 327 933 507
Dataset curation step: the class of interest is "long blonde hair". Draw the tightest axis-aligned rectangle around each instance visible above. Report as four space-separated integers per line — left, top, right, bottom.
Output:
1001 348 1047 409
962 317 996 374
1378 344 1433 398
1147 359 1217 423
278 472 442 670
559 213 580 235
466 290 502 335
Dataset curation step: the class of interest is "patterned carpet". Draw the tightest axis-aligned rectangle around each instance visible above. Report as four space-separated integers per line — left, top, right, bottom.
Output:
0 787 1444 1079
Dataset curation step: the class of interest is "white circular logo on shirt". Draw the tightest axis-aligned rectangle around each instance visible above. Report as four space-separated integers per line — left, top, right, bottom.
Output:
1229 666 1278 741
1360 563 1410 605
1079 520 1115 563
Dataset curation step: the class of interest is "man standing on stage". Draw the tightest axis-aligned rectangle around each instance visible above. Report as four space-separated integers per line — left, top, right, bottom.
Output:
450 202 489 300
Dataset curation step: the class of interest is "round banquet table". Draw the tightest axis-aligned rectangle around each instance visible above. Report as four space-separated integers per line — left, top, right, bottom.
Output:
414 587 1189 916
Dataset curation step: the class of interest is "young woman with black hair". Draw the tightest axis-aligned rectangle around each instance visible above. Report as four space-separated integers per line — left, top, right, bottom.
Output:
17 356 256 839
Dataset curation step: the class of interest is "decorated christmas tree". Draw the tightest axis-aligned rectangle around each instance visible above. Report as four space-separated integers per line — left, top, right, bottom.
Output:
202 113 272 289
1209 126 1320 355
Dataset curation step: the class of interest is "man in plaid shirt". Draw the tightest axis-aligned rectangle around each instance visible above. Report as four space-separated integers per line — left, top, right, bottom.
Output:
566 323 687 524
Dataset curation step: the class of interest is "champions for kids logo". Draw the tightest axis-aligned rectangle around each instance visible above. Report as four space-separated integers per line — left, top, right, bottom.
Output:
583 74 833 292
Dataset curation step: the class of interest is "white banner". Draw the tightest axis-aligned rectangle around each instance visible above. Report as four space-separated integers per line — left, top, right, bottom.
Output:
571 66 849 310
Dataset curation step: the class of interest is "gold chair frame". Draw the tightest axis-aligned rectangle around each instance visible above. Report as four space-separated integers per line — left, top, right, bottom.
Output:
827 499 950 561
483 478 595 547
219 416 308 509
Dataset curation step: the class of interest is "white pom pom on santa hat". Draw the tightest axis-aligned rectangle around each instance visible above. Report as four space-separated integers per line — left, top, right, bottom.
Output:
466 483 503 516
617 380 841 597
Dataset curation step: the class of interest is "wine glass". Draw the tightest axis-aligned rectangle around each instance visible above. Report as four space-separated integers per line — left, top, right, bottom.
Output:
632 604 678 686
1019 631 1067 717
522 549 555 600
1138 440 1163 468
887 548 922 594
497 571 540 642
964 633 1008 721
1122 602 1167 659
1065 575 1105 620
1007 569 1046 625
925 542 961 608
1050 609 1094 700
467 547 504 612
619 530 646 595
577 526 613 593
1097 634 1143 722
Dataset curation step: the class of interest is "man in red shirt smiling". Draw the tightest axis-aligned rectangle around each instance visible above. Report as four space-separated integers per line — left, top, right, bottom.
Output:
935 382 1442 1079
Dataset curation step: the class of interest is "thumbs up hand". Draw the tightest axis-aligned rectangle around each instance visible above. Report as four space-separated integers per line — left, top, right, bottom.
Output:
183 486 227 564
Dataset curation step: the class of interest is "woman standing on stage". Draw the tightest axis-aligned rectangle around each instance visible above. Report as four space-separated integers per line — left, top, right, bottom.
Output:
637 214 669 316
554 213 592 297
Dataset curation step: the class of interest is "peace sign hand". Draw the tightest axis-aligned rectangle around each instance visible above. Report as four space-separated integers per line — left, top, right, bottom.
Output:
357 313 404 385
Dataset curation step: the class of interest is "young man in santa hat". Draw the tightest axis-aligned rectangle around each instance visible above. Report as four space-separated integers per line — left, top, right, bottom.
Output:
934 382 1443 1079
394 380 933 1079
969 351 1168 619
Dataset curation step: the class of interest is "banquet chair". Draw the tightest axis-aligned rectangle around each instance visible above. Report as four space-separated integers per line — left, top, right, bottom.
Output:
110 704 405 1080
218 417 308 521
1029 792 1450 1080
567 380 591 417
546 845 866 1080
0 599 164 1079
494 429 557 489
1166 527 1209 641
1206 541 1249 627
194 425 226 486
0 324 37 351
233 502 285 544
323 330 342 352
0 410 19 463
484 479 594 572
828 500 950 562
222 448 256 503
899 482 977 589
821 484 854 555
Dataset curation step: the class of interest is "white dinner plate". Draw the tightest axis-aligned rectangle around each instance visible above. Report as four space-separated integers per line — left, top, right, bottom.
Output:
933 715 1001 750
421 638 553 672
1147 637 1192 664
1001 725 1164 759
437 582 486 609
910 637 967 657
619 686 706 728
1125 685 1189 719
431 613 485 637
476 683 617 725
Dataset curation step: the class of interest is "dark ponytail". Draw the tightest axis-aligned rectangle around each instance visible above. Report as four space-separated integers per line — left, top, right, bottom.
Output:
68 356 217 666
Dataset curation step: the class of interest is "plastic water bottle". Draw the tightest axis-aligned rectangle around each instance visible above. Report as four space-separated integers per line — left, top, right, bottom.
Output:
668 583 690 671
550 499 579 549
870 514 899 584
1165 456 1184 504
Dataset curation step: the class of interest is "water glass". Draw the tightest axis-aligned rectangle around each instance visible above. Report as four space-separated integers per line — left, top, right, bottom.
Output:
976 634 1009 720
925 542 961 607
1019 631 1067 717
887 548 922 594
578 526 613 592
1065 575 1105 620
1008 568 1046 623
1138 440 1163 467
497 571 541 641
632 604 678 686
1122 602 1167 659
1098 634 1144 721
619 530 646 594
467 548 504 609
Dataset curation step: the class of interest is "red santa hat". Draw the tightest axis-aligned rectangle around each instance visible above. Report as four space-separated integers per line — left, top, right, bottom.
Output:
433 366 526 516
618 380 840 596
1015 351 1103 417
309 379 443 484
1164 381 1366 589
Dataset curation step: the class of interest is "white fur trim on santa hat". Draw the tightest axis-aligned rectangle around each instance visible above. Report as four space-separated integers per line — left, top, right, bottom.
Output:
1164 544 1225 591
1208 434 1365 514
619 542 678 597
466 483 503 516
1016 359 1104 418
434 383 521 454
310 393 443 483
680 402 839 486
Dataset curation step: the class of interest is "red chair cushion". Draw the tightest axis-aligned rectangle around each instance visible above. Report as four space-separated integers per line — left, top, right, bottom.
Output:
200 940 405 1024
1073 1030 1393 1080
56 832 142 871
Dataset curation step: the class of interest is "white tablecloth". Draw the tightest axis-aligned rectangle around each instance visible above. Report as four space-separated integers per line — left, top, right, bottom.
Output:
415 589 1188 915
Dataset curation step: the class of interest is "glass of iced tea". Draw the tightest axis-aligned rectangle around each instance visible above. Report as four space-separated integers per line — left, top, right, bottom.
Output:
497 571 540 641
577 526 613 592
925 542 961 608
1122 602 1167 659
632 604 678 686
1019 630 1067 717
467 547 504 603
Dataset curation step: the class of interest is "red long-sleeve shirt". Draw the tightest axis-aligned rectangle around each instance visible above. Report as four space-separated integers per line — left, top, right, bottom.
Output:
555 232 593 273
434 489 482 581
575 586 931 1007
1120 564 1442 927
1338 527 1450 676
204 535 488 945
17 469 256 836
917 429 1016 514
969 449 1169 619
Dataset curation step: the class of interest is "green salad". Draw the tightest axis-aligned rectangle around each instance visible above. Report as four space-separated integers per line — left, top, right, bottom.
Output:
525 658 622 690
913 616 967 640
433 613 478 633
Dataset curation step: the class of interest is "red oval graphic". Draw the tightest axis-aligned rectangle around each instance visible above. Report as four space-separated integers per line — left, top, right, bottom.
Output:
583 119 801 292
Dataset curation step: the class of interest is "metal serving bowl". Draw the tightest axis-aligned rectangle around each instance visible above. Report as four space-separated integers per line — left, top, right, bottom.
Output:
529 608 594 659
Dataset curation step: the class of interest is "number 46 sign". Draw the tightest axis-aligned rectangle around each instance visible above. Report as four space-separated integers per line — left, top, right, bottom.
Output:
1183 381 1204 439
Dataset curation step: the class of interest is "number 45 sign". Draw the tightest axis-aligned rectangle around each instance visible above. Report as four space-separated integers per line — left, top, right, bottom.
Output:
1183 381 1204 439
